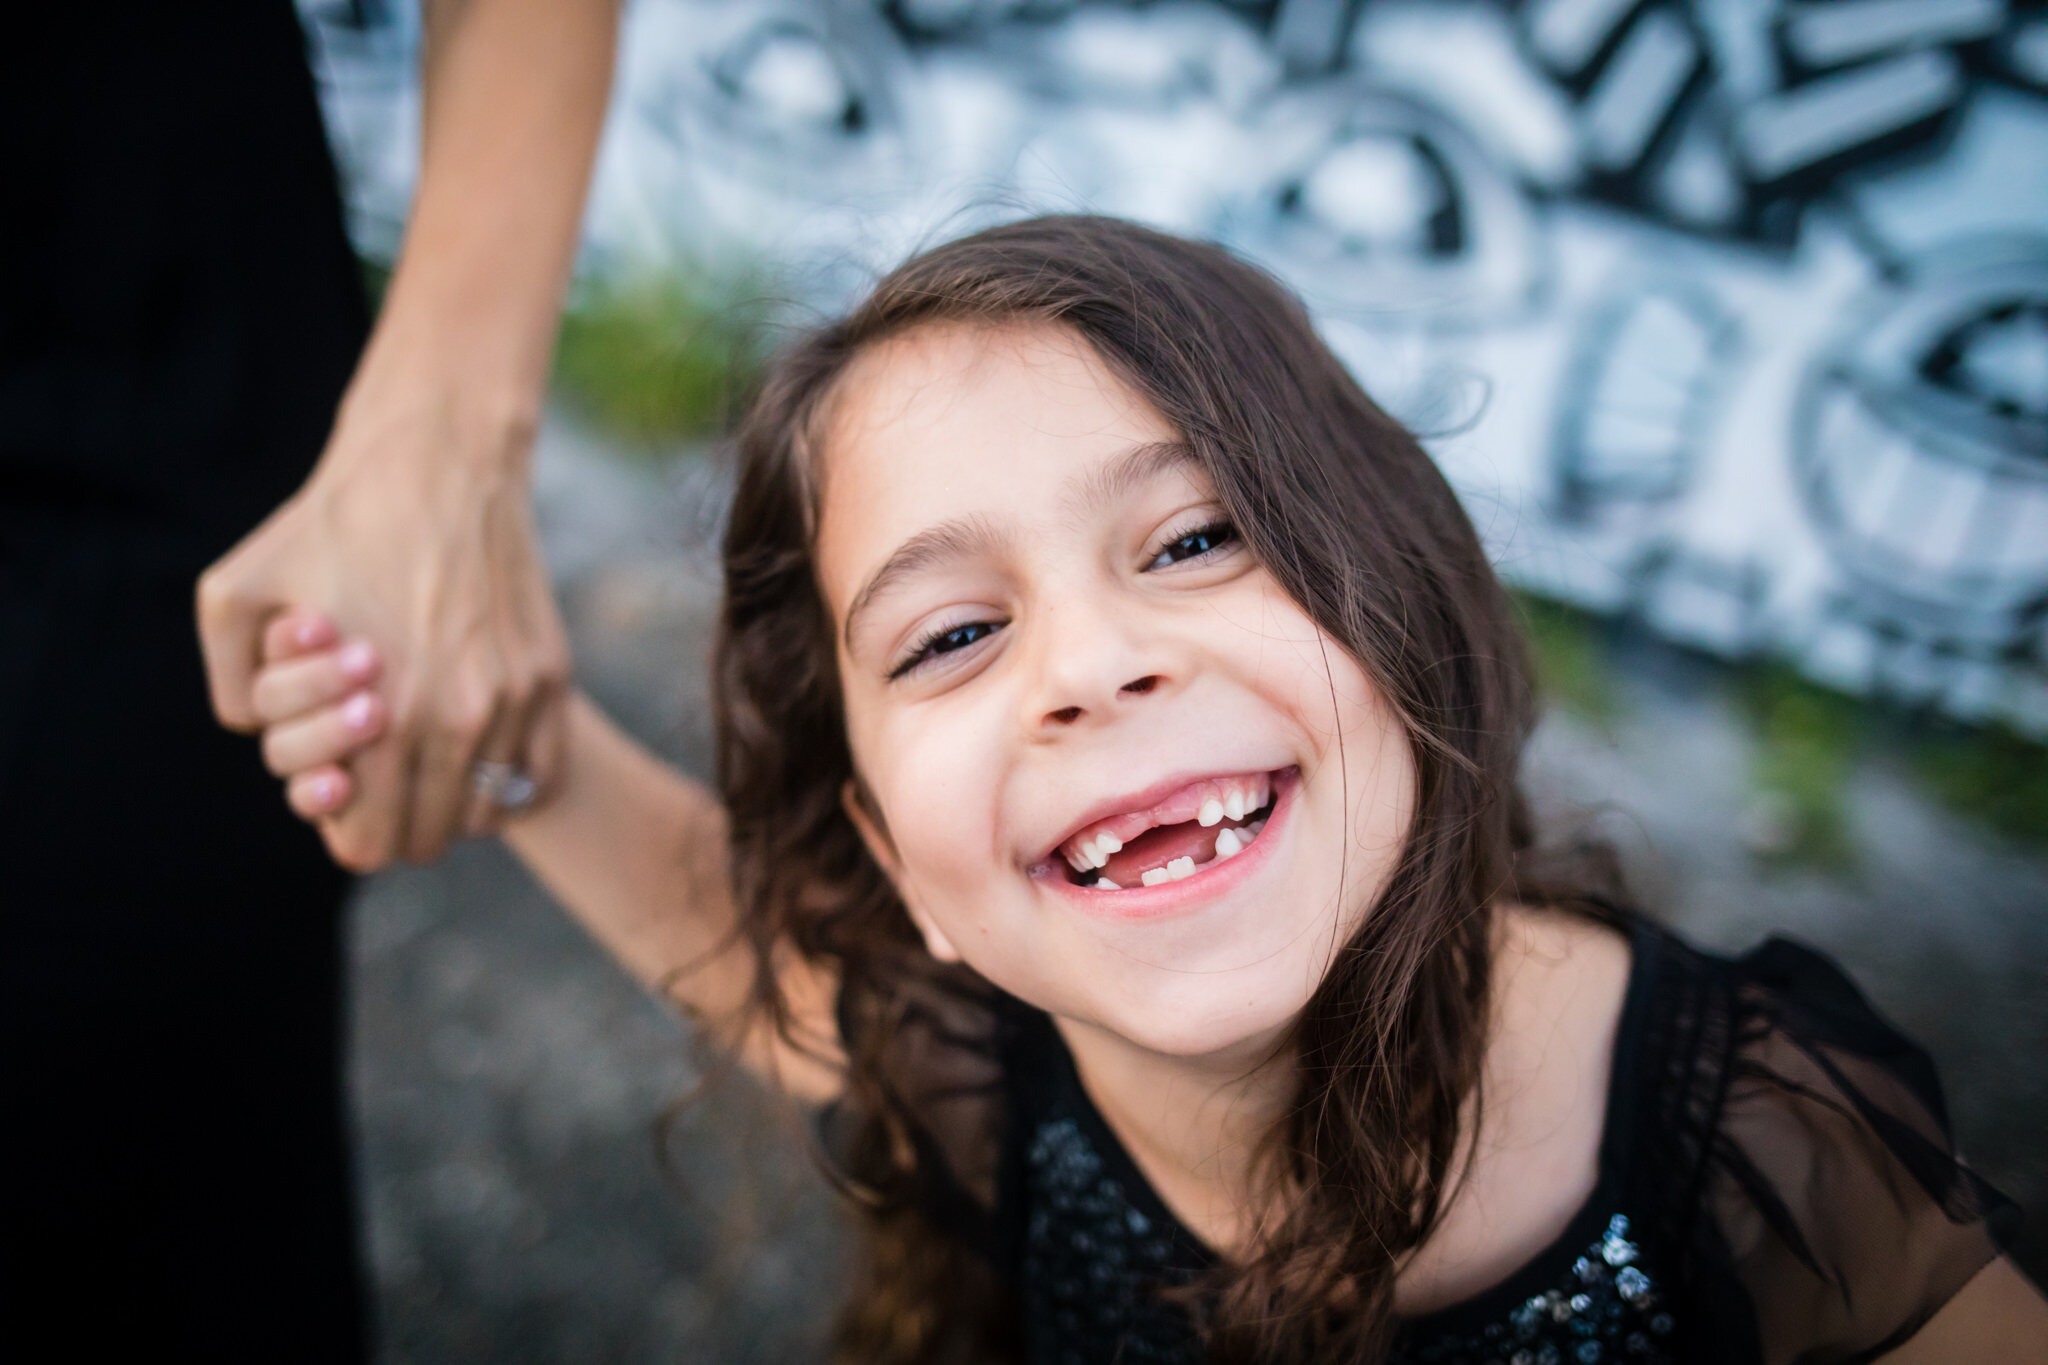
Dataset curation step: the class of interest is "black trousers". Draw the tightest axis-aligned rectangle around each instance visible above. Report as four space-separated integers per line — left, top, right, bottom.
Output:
0 510 367 1361
2 3 376 1356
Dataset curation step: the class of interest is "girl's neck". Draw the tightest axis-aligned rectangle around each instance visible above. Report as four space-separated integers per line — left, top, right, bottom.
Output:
1052 1013 1295 1257
1039 905 1632 1278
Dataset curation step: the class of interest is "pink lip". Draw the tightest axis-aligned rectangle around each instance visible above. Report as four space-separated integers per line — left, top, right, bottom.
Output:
1034 769 1298 922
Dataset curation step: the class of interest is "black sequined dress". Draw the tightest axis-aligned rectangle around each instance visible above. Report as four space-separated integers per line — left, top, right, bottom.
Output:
833 916 2015 1364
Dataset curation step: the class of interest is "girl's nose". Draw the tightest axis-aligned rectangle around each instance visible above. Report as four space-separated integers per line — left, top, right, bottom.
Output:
1022 597 1176 735
1042 673 1163 728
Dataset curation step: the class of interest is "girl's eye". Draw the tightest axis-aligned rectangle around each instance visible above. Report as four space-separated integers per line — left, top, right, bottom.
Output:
890 619 1004 680
1147 519 1238 570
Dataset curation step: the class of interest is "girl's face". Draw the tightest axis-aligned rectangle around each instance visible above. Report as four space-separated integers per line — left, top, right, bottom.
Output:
816 322 1414 1060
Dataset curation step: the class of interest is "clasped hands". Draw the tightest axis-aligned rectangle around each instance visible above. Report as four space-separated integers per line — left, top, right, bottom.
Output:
197 375 569 870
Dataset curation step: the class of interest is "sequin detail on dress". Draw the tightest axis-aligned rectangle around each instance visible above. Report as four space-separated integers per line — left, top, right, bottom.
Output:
1019 1117 1199 1365
1392 1216 1678 1365
1016 1101 1682 1365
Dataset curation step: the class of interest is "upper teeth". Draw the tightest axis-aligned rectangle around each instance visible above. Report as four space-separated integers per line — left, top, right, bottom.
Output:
1061 775 1271 873
1066 830 1122 872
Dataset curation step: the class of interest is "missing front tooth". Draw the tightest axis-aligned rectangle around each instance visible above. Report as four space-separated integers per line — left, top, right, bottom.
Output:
1066 793 1277 888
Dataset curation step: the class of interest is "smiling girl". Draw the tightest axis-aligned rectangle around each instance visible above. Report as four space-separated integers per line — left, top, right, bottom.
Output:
248 218 2038 1362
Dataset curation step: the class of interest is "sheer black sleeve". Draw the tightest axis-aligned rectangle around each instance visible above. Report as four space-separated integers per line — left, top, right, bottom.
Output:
1692 938 2019 1364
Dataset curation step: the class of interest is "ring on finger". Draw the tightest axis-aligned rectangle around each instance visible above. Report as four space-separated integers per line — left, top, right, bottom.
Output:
471 760 539 812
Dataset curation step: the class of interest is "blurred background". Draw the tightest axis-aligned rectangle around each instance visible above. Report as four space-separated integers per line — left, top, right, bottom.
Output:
299 1 2047 1358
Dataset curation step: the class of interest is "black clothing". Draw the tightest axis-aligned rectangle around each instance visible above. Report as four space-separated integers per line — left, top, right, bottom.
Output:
850 918 2015 1364
2 3 370 1357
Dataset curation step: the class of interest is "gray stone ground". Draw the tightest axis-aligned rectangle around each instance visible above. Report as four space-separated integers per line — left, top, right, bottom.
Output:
351 419 2045 1363
352 422 842 1363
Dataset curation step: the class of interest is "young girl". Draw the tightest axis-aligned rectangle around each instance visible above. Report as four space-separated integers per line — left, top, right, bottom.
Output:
248 217 2038 1363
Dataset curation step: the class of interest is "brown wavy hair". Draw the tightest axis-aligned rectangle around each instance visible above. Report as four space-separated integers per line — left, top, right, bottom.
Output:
713 216 1558 1361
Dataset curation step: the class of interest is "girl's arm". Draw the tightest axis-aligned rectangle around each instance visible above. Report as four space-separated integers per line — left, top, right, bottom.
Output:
251 613 844 1102
503 693 844 1101
1876 1259 2048 1363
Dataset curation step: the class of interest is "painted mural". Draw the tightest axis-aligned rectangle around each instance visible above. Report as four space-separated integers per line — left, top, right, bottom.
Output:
305 0 2048 735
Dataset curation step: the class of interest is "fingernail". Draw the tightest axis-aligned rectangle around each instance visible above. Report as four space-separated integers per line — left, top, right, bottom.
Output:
311 774 340 810
342 692 377 730
338 640 378 681
295 617 331 648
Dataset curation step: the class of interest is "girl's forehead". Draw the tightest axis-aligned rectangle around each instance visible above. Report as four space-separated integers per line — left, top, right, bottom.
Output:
812 321 1186 602
821 320 1155 458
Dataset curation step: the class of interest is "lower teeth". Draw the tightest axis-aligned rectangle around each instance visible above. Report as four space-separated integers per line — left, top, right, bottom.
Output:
1085 804 1273 890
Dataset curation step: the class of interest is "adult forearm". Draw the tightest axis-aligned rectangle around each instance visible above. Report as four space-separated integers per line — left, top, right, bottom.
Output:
200 0 621 866
355 0 621 442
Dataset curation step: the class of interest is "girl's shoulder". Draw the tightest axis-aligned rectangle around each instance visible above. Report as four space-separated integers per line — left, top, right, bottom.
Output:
1591 912 2016 1357
1394 906 2015 1360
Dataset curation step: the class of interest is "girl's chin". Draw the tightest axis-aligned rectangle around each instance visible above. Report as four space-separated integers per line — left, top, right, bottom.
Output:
1118 1012 1297 1062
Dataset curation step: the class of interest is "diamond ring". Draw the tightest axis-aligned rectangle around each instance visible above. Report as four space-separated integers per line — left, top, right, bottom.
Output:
471 761 539 812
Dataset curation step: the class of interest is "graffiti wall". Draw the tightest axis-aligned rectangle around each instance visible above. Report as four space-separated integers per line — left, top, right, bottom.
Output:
306 0 2048 734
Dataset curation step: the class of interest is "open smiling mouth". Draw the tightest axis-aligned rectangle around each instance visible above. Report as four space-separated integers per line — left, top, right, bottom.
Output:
1054 770 1287 890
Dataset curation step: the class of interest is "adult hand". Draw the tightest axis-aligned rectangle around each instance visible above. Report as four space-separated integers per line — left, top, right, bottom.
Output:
197 0 617 869
199 363 568 869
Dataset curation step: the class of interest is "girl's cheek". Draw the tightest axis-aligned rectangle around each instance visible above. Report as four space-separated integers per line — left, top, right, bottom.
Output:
885 697 1003 830
891 801 988 903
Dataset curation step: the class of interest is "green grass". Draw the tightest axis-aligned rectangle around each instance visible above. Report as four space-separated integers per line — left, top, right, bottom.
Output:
1737 671 2048 864
551 270 774 450
1910 721 2048 849
1511 587 2048 861
356 255 770 448
1739 666 1863 868
1514 591 1619 725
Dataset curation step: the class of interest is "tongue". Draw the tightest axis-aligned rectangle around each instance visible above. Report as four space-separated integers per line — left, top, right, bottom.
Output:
1098 819 1234 886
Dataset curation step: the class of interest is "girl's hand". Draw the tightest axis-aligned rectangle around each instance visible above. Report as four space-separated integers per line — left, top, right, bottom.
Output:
252 609 389 822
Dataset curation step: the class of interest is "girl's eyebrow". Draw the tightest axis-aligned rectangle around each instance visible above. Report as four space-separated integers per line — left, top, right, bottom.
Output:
1062 440 1194 519
843 514 1006 650
839 441 1195 652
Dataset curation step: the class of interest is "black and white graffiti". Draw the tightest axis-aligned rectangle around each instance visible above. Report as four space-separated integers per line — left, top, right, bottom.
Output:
304 0 2048 734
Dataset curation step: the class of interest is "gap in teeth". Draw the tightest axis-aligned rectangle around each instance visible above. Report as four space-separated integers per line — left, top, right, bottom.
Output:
1211 814 1268 864
1062 775 1274 874
1083 801 1274 888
